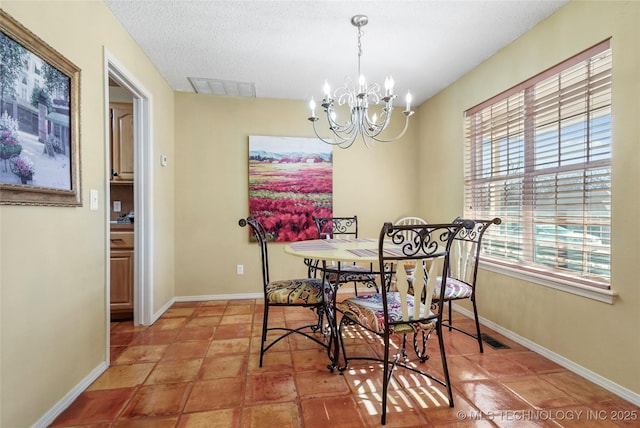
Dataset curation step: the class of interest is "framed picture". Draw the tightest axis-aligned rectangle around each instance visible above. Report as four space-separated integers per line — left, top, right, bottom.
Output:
0 10 81 206
249 136 333 242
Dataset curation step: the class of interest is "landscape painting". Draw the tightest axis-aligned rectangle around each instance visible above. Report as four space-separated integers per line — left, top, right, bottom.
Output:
248 135 333 242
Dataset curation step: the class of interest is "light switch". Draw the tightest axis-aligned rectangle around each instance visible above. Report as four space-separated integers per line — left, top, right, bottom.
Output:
89 189 99 211
160 155 168 167
113 200 121 212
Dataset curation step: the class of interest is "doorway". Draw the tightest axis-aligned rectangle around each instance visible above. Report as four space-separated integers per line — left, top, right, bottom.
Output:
108 84 135 321
105 52 153 347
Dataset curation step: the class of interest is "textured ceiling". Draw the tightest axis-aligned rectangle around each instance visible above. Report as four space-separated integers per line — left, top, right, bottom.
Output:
104 0 569 105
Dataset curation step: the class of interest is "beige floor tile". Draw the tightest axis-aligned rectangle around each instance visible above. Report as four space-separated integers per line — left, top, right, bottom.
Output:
241 402 302 428
145 359 203 385
89 363 155 390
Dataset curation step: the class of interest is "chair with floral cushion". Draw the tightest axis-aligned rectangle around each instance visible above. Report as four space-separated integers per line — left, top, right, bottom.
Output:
313 215 378 295
336 221 473 425
239 217 329 366
433 216 501 352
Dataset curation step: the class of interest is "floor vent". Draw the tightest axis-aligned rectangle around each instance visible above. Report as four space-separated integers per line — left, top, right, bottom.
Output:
481 333 510 349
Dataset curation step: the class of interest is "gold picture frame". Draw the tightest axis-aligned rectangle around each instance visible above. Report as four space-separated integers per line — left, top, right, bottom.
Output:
0 10 81 206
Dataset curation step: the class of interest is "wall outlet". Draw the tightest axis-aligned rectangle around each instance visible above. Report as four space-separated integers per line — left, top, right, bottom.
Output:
113 200 122 212
236 264 244 275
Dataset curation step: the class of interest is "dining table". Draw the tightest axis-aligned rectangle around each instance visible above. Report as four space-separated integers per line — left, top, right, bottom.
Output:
283 237 403 370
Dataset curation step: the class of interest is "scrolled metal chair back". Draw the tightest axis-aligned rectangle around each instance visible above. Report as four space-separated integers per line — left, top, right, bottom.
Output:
378 221 475 321
394 216 428 242
314 215 358 239
385 220 474 258
238 217 270 289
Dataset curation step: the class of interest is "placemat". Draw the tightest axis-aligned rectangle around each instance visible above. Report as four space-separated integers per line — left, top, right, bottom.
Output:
324 238 376 243
289 241 336 251
345 247 406 258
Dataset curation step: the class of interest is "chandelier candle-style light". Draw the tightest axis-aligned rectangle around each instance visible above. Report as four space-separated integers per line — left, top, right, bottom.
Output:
308 14 414 149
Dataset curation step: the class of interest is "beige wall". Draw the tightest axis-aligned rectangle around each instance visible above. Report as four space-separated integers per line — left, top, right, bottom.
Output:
1 0 638 426
173 94 419 296
417 0 640 395
0 1 175 426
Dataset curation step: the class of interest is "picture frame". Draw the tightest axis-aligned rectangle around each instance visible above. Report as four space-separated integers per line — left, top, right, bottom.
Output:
0 10 81 206
248 135 333 242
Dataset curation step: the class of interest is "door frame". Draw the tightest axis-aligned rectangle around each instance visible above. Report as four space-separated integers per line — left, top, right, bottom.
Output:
104 49 154 341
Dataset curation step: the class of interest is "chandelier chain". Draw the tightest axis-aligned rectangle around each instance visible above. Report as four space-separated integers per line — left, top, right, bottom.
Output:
357 27 363 79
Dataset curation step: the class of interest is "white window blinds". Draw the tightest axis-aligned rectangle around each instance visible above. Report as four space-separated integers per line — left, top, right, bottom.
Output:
464 40 611 288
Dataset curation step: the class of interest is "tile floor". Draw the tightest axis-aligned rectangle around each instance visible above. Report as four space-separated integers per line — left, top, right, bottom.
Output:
51 298 639 427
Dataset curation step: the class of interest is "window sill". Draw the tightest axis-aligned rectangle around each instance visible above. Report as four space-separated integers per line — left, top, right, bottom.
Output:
480 260 616 304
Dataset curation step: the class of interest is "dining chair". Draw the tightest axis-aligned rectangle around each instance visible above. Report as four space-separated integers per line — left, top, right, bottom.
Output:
313 215 378 295
433 216 501 352
394 215 428 227
336 221 472 425
238 217 329 367
393 216 428 292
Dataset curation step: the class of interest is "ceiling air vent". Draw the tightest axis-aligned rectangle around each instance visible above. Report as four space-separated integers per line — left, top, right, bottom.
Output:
188 77 256 97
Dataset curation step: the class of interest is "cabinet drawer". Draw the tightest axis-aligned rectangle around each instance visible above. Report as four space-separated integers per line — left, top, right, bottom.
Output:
110 231 134 249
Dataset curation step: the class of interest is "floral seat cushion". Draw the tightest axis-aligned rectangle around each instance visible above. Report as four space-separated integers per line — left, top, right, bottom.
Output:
266 278 325 305
325 264 377 284
433 277 473 300
336 292 436 334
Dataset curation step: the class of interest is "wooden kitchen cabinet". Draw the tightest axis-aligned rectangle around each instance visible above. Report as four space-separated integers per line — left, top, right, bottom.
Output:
110 228 134 320
110 102 134 182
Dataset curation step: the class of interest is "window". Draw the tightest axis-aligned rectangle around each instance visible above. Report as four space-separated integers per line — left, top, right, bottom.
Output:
464 40 611 290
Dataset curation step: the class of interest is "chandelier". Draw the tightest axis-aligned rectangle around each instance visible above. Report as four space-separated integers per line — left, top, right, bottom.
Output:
308 15 414 149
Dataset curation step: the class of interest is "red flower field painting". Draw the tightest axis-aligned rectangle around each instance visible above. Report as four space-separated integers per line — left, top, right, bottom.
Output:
248 136 333 242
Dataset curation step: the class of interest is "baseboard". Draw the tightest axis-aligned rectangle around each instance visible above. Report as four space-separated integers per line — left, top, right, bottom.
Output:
32 361 108 428
452 303 640 407
151 296 176 324
174 293 262 302
36 291 330 426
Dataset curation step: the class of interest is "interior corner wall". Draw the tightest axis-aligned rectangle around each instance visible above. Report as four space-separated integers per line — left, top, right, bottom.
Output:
416 0 640 396
0 2 175 426
172 93 420 298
